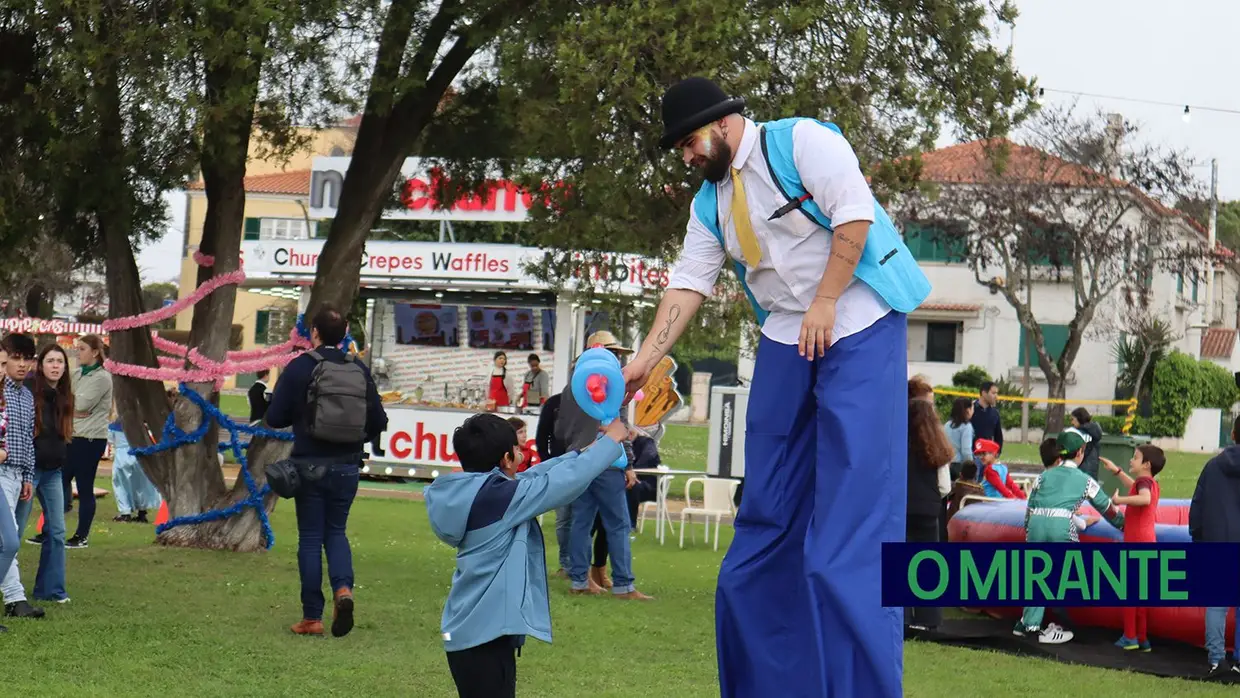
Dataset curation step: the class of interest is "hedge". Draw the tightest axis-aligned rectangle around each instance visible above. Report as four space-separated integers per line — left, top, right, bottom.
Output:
1146 351 1240 438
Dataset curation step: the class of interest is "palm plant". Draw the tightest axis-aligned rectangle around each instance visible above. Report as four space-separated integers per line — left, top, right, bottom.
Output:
1113 317 1174 414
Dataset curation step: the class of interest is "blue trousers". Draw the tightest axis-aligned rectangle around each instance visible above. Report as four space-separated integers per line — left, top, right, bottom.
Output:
0 483 18 605
1205 607 1239 665
569 468 635 594
14 468 68 601
294 462 360 621
716 311 907 698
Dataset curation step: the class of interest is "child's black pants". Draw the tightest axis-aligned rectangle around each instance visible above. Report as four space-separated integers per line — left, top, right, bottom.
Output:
447 636 518 698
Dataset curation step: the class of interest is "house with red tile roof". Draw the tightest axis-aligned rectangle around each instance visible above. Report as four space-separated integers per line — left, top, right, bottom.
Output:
897 138 1240 411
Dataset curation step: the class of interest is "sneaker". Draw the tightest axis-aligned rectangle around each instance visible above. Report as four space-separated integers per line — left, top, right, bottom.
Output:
1012 622 1034 637
4 600 45 618
331 588 354 638
136 511 150 523
1037 626 1073 644
1207 662 1228 679
65 536 88 549
1115 635 1139 650
26 534 44 546
34 597 70 605
1140 640 1152 652
112 514 133 523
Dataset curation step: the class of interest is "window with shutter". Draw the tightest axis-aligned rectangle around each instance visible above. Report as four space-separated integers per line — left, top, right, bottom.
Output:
1017 324 1070 367
243 218 261 240
255 310 271 345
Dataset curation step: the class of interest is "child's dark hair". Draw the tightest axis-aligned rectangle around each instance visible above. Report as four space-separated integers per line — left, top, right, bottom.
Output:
454 413 519 473
1136 444 1166 477
959 461 977 481
506 417 527 434
1039 438 1060 467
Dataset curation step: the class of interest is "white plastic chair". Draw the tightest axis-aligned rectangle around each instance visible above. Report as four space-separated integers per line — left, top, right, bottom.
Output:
638 475 676 539
680 477 740 551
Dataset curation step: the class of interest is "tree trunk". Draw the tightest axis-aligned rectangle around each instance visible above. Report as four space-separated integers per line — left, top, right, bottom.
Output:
100 0 289 552
1044 374 1068 434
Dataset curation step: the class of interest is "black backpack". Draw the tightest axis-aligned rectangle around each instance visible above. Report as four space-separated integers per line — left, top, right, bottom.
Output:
304 350 370 444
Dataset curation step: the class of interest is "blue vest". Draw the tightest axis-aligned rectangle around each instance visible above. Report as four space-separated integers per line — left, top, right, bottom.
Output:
691 117 931 323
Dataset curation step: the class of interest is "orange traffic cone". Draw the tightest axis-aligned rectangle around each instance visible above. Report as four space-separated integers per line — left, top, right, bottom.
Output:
154 502 169 526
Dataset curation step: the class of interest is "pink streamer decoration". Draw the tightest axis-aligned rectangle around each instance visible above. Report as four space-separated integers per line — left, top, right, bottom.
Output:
103 270 246 332
105 252 310 387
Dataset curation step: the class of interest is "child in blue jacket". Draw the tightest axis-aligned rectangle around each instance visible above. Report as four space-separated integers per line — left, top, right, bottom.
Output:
425 412 628 698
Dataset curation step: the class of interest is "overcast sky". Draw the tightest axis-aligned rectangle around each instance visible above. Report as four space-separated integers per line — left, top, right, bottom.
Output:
136 0 1240 283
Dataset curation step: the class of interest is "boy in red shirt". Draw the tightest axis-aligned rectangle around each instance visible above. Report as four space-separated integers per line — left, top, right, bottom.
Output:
507 417 538 473
1103 445 1166 651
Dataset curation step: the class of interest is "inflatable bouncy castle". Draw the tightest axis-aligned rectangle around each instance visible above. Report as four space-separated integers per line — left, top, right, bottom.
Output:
948 498 1236 650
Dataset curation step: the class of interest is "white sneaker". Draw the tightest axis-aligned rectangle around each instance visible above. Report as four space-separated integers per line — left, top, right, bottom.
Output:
1038 626 1074 644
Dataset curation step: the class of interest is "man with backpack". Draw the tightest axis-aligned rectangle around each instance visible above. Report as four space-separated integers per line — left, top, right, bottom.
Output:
266 303 388 638
619 78 930 698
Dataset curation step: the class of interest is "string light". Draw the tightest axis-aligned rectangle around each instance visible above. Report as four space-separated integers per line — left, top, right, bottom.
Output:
1038 87 1240 118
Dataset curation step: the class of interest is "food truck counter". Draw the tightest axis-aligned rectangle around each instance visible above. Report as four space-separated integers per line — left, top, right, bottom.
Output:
365 397 544 479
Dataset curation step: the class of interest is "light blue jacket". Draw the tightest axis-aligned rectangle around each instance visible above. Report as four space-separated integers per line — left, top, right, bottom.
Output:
692 117 931 323
944 421 975 464
424 438 624 652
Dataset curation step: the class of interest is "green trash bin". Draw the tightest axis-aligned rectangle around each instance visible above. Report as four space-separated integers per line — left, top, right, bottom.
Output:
1097 433 1151 497
1043 432 1150 497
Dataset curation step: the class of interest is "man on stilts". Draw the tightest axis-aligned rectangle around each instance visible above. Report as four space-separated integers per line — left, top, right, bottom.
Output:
621 78 931 698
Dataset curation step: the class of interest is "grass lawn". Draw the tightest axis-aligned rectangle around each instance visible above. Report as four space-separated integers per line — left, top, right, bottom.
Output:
40 394 1205 696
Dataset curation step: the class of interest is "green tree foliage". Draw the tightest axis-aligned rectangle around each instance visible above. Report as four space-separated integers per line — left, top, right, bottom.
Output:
1148 351 1240 438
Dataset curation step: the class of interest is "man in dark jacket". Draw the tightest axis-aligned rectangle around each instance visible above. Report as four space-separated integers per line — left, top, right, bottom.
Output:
971 382 1003 465
267 304 388 639
1189 415 1240 678
535 392 573 577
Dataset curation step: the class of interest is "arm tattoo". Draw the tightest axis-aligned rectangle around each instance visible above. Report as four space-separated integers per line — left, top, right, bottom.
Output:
656 304 681 346
838 236 864 253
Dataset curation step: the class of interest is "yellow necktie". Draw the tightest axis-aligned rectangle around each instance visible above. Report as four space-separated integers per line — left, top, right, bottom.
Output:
730 168 762 267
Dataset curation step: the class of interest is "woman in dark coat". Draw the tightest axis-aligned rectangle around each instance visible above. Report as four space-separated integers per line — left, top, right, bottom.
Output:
906 398 956 631
1071 407 1104 480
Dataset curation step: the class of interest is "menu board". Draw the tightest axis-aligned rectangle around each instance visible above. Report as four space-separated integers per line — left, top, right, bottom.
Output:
393 304 459 347
467 306 534 350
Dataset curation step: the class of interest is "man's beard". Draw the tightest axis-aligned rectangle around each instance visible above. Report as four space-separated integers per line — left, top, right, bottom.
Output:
697 133 733 184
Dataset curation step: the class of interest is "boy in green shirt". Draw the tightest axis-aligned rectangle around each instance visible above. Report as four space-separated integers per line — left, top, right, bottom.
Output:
1014 429 1126 644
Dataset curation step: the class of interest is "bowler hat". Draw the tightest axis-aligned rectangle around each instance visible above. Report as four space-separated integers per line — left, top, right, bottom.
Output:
659 77 745 150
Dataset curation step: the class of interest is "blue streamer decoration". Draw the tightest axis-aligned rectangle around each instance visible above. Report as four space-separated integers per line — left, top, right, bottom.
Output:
130 383 294 549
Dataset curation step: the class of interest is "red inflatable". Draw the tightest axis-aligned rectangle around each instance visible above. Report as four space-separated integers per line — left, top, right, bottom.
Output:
947 498 1235 650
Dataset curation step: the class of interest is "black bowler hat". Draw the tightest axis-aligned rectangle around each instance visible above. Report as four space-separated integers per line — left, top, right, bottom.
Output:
659 77 746 150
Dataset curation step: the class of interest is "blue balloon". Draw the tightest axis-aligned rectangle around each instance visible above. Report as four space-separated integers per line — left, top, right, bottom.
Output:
571 347 629 469
570 347 625 425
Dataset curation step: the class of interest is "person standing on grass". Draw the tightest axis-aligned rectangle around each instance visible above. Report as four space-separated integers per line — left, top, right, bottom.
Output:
1070 407 1104 480
904 399 956 632
13 343 74 604
533 392 571 578
971 381 1003 466
0 334 44 620
249 369 272 424
109 406 162 524
556 331 648 600
0 346 22 632
426 413 629 698
61 334 112 550
1188 415 1240 679
1102 446 1164 652
266 303 388 638
622 77 930 698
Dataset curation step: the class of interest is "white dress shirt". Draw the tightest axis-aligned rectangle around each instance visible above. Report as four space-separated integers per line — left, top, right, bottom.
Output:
667 118 891 345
